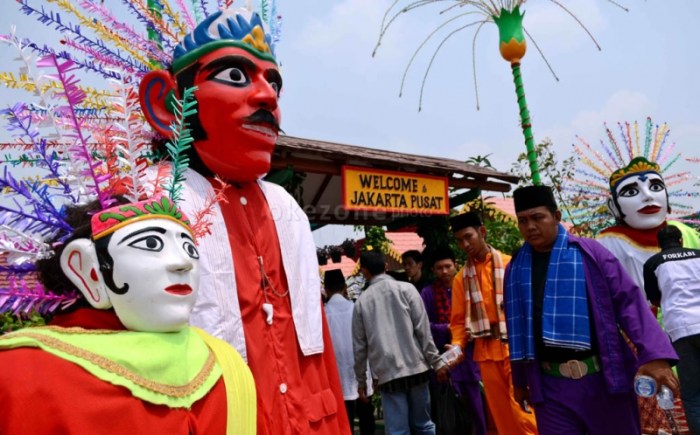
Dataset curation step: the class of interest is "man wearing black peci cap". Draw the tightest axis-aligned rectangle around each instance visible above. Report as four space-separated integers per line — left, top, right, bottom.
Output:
448 211 537 435
504 185 679 434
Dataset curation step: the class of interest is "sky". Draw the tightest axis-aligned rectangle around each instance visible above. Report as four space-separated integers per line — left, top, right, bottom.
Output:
280 0 700 244
2 0 699 246
278 0 700 170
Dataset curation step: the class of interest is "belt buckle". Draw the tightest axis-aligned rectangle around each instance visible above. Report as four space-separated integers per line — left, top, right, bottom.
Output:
560 360 587 379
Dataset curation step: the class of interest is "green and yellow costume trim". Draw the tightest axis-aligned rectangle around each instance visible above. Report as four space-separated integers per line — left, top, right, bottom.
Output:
0 326 256 434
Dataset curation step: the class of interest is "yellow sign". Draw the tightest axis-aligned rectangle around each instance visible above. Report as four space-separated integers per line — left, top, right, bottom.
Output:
342 166 448 215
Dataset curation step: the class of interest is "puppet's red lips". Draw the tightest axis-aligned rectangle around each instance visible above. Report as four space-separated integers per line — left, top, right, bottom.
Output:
638 205 662 214
165 284 193 295
243 123 278 137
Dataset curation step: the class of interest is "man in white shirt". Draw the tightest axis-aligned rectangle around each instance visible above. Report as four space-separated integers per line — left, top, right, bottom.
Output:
644 226 700 433
324 269 376 435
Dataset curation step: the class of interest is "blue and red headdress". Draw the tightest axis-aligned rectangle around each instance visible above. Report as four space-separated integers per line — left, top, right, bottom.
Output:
0 2 274 317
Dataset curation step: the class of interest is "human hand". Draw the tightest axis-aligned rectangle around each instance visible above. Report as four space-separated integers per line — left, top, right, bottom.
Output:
358 387 369 403
513 386 532 414
650 305 659 318
637 359 679 397
436 365 450 383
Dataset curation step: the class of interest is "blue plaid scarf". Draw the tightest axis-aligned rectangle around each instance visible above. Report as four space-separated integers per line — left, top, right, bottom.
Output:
506 224 591 361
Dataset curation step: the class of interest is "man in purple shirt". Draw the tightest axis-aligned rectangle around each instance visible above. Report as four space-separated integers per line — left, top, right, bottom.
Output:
421 247 487 435
504 185 679 434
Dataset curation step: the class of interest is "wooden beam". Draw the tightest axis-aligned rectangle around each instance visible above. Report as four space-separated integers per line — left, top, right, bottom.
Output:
449 178 512 192
305 211 401 226
270 157 341 175
272 158 513 193
449 189 481 208
310 174 333 207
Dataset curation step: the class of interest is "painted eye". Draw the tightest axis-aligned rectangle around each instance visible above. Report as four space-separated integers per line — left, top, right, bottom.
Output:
649 181 666 192
183 241 199 259
212 67 249 86
618 187 639 197
264 69 283 97
128 235 163 252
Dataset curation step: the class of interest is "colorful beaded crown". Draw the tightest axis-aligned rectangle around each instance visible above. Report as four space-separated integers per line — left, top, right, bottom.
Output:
608 157 661 191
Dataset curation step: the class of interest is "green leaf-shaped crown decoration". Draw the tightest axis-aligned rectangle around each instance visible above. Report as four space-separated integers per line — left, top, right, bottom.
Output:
92 196 192 240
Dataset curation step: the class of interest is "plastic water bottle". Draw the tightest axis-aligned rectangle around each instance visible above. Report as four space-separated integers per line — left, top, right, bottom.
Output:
634 376 679 434
657 385 675 410
634 375 657 398
656 385 680 435
440 346 463 366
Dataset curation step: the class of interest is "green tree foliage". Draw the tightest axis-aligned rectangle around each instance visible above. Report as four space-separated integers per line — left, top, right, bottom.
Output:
416 215 453 253
510 138 573 192
1 311 46 334
462 196 523 256
362 226 390 253
417 215 462 277
465 154 523 255
509 138 595 235
483 212 523 256
419 154 524 263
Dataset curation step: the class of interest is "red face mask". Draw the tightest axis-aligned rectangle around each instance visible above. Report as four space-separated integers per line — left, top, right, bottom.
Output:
182 46 282 182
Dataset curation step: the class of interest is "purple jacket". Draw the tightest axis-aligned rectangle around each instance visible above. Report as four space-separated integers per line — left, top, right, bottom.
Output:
505 234 678 404
421 283 481 384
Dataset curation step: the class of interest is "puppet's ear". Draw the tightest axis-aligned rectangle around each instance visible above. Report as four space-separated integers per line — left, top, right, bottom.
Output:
139 69 179 138
60 239 112 310
607 197 621 221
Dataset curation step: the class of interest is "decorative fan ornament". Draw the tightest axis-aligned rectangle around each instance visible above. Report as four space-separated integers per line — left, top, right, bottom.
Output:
374 0 632 184
565 118 700 235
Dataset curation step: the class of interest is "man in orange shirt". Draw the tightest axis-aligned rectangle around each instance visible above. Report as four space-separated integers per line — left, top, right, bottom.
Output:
448 212 538 435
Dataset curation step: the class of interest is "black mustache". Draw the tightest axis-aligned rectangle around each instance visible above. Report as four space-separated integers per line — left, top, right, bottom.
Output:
244 110 281 131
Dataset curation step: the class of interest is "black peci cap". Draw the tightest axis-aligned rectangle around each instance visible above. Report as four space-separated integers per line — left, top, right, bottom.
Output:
323 269 345 289
449 211 482 232
513 185 558 213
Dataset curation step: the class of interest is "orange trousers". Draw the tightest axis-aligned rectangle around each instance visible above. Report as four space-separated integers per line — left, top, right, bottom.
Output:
479 359 538 434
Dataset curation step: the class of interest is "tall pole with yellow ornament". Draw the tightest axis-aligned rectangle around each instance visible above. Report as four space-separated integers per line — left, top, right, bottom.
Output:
374 1 628 186
493 6 541 185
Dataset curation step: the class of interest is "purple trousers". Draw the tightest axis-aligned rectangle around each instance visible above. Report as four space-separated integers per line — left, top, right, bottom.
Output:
533 372 640 435
452 381 487 435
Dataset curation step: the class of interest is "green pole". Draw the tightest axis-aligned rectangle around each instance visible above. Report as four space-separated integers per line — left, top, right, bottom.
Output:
510 62 541 185
493 6 542 185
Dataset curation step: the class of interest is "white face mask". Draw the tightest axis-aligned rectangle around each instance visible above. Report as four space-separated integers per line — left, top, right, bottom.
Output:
611 172 668 230
105 218 200 332
62 217 200 332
